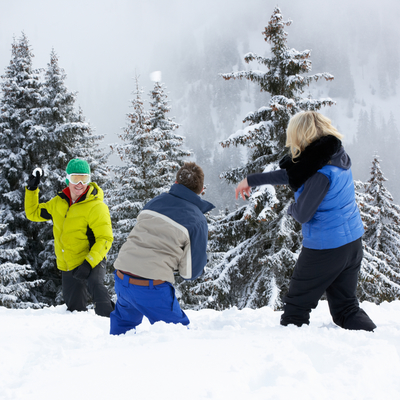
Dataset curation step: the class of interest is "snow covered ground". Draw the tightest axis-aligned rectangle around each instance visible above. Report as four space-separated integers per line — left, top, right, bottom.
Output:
1 300 399 400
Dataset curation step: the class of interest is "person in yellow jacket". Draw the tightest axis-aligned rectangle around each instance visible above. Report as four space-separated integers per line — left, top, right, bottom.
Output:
25 158 114 317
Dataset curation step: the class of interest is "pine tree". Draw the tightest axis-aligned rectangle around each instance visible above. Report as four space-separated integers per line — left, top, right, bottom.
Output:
0 217 44 308
107 78 190 280
39 50 79 166
40 50 108 185
178 7 335 311
355 155 400 302
148 81 191 192
0 33 45 304
107 76 153 266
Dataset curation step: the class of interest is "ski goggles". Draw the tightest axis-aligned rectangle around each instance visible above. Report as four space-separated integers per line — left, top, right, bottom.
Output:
66 174 91 185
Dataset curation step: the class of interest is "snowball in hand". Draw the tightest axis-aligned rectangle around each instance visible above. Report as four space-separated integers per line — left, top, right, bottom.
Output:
32 167 43 177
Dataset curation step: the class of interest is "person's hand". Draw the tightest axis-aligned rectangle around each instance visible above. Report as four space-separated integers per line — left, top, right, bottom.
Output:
235 178 251 200
27 168 43 191
72 260 92 281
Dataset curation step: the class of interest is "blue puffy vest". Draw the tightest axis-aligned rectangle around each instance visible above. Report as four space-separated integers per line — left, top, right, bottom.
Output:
295 165 364 250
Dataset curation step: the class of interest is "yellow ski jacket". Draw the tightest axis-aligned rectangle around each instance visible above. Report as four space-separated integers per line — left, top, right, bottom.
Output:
25 183 113 272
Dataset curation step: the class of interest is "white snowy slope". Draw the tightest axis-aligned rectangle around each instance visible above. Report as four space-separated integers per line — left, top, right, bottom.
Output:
1 300 399 400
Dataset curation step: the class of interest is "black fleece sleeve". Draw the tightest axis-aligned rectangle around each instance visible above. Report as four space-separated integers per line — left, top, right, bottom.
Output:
287 172 330 224
247 169 289 187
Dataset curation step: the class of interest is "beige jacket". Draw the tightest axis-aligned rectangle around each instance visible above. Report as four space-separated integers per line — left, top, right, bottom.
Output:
114 184 214 283
115 210 192 283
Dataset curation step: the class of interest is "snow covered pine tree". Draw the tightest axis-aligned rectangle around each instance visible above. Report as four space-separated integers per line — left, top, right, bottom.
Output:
178 7 335 310
0 33 46 305
107 76 154 267
355 154 400 302
107 77 191 290
0 218 43 308
148 80 191 189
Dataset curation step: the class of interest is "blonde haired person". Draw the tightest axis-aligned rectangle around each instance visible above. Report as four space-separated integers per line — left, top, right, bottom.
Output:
236 111 376 332
286 110 343 159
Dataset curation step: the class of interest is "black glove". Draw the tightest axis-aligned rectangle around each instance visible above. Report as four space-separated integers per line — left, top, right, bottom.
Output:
72 260 92 281
27 169 42 190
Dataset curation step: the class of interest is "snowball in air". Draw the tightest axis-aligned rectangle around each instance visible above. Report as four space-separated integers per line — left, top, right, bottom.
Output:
150 71 162 82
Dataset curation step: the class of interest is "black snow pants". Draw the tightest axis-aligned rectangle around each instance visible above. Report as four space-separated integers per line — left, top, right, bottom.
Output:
62 262 114 317
280 238 376 332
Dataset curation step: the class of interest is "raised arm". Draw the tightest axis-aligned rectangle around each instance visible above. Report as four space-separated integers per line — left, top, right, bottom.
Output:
236 169 289 200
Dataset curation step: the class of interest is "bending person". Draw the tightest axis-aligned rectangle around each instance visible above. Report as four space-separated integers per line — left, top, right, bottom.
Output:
236 111 376 332
25 158 114 317
110 162 215 335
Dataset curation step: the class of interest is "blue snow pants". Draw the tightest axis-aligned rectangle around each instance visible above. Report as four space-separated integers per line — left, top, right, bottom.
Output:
110 271 190 335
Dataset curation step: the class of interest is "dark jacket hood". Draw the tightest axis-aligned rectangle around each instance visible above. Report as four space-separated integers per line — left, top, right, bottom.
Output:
329 145 351 170
279 135 347 191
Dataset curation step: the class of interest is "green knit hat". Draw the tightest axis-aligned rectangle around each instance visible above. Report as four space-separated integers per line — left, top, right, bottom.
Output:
65 159 91 184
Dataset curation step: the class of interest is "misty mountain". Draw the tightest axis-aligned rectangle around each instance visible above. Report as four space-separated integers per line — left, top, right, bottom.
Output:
1 0 399 210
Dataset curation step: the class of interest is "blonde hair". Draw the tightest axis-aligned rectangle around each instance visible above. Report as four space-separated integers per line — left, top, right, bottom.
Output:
286 111 343 159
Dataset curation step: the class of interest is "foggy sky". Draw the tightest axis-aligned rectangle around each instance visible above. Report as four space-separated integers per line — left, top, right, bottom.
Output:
1 0 400 152
0 0 267 145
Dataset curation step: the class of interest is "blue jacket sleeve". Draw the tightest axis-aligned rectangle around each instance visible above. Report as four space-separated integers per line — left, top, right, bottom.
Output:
185 219 208 280
247 170 289 187
288 172 330 224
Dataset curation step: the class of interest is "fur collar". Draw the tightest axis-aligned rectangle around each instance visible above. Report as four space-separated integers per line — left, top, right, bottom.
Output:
279 135 342 191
